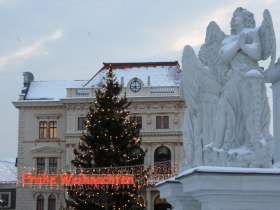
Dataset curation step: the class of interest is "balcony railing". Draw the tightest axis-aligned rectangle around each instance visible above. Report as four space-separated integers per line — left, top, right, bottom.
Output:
67 86 180 98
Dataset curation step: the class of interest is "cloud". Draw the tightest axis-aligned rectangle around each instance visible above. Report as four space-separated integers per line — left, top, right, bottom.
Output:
263 0 276 4
172 1 252 51
0 28 63 69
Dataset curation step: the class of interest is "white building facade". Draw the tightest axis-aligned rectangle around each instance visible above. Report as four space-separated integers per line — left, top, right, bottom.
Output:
13 61 185 210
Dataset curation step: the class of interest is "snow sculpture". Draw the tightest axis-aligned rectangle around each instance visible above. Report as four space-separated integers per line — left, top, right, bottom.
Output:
181 7 276 169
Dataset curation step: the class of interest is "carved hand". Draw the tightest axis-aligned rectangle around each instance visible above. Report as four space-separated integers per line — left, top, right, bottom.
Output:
238 33 247 47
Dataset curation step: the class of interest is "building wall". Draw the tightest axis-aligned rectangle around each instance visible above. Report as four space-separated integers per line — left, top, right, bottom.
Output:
15 90 185 210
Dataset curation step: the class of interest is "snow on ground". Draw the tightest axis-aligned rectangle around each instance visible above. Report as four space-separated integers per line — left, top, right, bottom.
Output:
0 159 17 183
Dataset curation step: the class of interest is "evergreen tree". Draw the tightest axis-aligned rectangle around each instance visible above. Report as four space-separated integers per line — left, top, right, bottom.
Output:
66 65 146 210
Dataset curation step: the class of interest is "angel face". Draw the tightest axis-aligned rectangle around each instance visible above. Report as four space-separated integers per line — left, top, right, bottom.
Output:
232 15 245 33
230 7 255 35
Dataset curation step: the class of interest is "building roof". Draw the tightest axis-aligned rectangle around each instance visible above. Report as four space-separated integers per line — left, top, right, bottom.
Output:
0 159 17 183
25 80 86 101
22 60 181 101
84 61 181 88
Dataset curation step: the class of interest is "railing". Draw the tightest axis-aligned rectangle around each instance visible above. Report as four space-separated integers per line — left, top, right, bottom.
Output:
67 86 180 98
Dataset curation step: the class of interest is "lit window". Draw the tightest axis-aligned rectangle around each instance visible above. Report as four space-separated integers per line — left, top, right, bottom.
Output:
156 116 169 129
39 121 48 139
49 121 57 138
154 146 171 174
48 195 56 210
37 158 45 173
36 195 44 210
49 158 58 173
78 117 87 130
130 116 142 129
0 192 11 208
39 121 57 139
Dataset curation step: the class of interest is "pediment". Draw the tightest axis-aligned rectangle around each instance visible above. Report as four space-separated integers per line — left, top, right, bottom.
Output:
31 146 62 154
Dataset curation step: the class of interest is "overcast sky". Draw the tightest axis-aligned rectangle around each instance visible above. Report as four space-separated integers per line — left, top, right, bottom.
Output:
1 0 279 157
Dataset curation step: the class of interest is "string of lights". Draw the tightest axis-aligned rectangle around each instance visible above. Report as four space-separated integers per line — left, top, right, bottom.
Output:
15 160 180 188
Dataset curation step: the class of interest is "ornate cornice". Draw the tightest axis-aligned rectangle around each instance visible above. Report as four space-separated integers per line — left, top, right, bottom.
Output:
140 131 182 137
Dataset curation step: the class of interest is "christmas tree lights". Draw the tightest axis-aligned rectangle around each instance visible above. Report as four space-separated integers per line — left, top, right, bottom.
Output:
66 65 147 210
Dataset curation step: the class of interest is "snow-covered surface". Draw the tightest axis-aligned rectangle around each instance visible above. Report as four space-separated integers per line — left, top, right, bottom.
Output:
177 166 280 179
26 80 86 100
85 66 181 88
156 166 280 187
155 177 179 187
245 69 264 78
0 159 17 183
24 61 180 101
273 161 280 168
104 58 178 63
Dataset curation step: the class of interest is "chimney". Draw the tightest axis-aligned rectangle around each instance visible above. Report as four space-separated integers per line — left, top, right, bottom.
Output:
19 72 34 100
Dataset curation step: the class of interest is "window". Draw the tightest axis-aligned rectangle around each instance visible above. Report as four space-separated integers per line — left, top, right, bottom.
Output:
39 121 48 139
154 146 171 174
39 121 57 139
37 158 58 173
49 121 57 138
37 158 45 173
130 116 142 129
0 192 11 208
156 116 169 129
37 195 44 210
49 158 58 173
48 195 56 210
78 117 87 130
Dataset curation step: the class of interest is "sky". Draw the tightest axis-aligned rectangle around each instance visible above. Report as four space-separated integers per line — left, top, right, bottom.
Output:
0 0 280 157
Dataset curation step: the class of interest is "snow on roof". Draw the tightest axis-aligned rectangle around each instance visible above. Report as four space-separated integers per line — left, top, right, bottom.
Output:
25 80 86 100
85 61 181 88
0 159 17 183
104 58 178 64
23 60 181 101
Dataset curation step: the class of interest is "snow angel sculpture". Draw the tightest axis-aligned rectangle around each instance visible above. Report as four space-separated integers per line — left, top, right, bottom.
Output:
180 7 275 170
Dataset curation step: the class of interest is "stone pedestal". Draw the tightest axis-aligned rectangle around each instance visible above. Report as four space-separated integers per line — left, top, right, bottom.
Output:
269 62 280 163
156 166 280 210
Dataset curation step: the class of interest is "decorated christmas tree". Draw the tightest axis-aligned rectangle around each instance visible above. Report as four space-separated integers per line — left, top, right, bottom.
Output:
66 65 146 210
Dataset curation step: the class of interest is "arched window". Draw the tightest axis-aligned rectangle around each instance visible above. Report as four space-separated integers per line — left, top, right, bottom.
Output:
36 195 44 210
154 195 172 210
48 195 56 210
154 146 171 174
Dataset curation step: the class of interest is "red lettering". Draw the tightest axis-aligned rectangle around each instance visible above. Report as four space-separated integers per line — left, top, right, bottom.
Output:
126 176 134 184
60 175 72 184
72 176 79 184
89 176 96 185
95 176 105 184
22 173 31 185
80 174 89 184
41 175 49 184
107 174 114 184
115 175 121 184
21 173 135 186
50 176 57 184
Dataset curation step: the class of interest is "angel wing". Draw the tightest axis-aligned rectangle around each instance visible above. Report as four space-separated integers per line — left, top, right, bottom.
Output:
181 21 225 113
259 9 276 71
198 21 226 82
181 45 204 114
